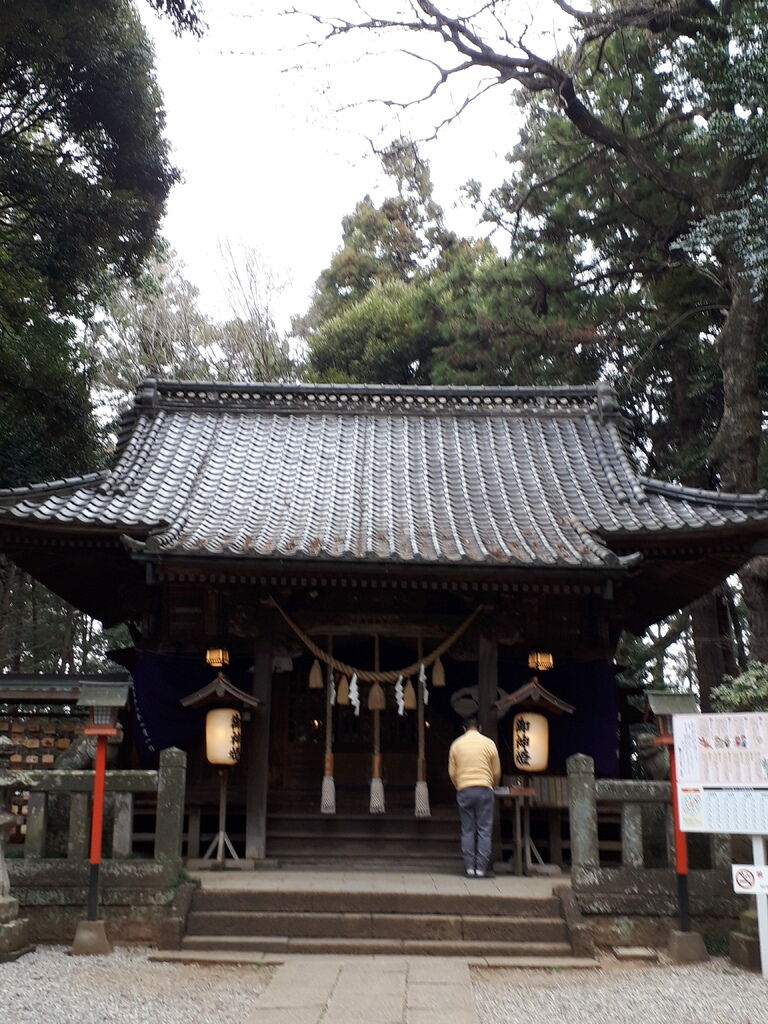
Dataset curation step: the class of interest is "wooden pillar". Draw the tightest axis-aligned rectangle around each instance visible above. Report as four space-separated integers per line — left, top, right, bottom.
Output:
478 635 501 863
478 636 498 743
246 641 272 860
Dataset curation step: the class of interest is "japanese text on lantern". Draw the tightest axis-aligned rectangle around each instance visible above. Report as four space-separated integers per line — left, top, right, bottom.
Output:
514 717 531 766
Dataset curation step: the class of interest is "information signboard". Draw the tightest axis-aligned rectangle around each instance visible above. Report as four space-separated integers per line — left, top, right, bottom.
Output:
673 712 768 834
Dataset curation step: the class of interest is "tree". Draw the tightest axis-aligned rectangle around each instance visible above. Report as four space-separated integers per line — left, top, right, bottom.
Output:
88 244 294 424
0 0 180 486
303 0 767 478
300 0 768 659
0 559 130 674
146 0 203 35
216 242 294 383
86 246 218 422
306 279 434 384
712 662 768 712
0 0 194 674
296 138 457 342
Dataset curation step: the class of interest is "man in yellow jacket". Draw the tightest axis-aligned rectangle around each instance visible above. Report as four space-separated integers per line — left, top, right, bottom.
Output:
448 717 501 878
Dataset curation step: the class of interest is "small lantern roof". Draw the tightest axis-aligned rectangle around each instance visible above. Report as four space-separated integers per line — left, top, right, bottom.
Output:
646 689 699 718
75 681 130 709
180 672 261 711
494 677 575 716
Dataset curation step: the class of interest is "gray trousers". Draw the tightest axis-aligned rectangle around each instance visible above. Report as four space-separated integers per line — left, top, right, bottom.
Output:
456 786 495 873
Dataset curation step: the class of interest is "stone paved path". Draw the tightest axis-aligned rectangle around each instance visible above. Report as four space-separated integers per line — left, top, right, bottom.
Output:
245 956 479 1024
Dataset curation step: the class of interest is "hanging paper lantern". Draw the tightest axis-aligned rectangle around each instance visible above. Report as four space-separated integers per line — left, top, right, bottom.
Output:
336 676 349 705
432 657 446 687
308 659 324 689
528 651 554 672
512 712 548 772
205 708 242 765
368 681 386 711
205 647 229 668
403 679 417 711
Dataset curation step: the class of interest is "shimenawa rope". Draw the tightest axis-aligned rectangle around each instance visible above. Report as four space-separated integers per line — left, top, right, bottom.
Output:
268 598 483 682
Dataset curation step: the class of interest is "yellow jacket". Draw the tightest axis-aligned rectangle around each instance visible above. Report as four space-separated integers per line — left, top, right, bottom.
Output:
448 729 501 791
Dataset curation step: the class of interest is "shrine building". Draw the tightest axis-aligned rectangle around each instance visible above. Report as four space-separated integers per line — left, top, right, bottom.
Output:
2 379 767 867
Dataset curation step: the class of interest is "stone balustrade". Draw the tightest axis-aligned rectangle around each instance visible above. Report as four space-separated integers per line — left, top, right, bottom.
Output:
1 748 187 945
567 753 738 920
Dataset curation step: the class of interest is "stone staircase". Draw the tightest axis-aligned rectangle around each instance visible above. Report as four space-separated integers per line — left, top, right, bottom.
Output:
265 808 461 869
179 885 579 957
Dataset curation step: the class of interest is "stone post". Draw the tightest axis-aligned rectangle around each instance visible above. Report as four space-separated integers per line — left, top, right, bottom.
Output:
567 754 599 872
0 771 34 961
154 748 186 870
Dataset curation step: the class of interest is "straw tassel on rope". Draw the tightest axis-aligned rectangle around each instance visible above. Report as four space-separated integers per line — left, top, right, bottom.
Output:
336 676 349 706
403 678 417 711
369 635 385 815
414 636 431 818
320 637 336 815
308 658 323 689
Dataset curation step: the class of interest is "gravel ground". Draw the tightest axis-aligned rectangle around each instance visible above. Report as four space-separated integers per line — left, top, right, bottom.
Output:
0 947 274 1024
473 957 768 1024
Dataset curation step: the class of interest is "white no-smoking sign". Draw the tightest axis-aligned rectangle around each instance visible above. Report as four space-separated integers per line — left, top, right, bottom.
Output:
733 864 768 894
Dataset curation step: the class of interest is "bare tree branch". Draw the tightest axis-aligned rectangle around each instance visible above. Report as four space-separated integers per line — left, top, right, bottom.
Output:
288 1 725 202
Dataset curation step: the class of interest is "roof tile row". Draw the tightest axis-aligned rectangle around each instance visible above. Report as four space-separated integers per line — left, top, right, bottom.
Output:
1 381 766 569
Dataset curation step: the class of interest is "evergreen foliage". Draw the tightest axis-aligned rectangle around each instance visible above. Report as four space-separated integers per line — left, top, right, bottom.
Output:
0 0 178 487
713 662 768 713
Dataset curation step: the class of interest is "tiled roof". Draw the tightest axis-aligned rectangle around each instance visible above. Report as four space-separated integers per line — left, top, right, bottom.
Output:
2 380 767 571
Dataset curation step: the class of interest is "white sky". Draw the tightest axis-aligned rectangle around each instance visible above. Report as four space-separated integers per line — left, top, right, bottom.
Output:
143 2 567 329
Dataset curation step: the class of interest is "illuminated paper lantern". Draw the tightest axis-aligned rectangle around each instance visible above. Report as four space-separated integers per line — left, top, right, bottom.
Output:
527 651 554 672
512 712 548 772
205 647 230 668
206 708 242 765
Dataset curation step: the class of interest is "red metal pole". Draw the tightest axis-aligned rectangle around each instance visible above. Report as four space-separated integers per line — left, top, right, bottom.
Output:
87 734 108 920
667 740 691 931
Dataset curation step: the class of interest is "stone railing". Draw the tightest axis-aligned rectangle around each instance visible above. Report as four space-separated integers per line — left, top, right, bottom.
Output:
0 748 188 944
567 753 738 918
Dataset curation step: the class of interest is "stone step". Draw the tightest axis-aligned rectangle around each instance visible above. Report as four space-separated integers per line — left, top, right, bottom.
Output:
191 889 562 918
268 811 458 822
151 948 600 969
180 934 574 957
267 830 458 843
269 855 462 871
190 884 561 917
266 820 458 839
185 910 568 942
266 837 457 858
266 811 448 824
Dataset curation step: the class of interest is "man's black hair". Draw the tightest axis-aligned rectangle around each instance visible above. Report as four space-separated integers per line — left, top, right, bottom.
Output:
463 716 479 730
